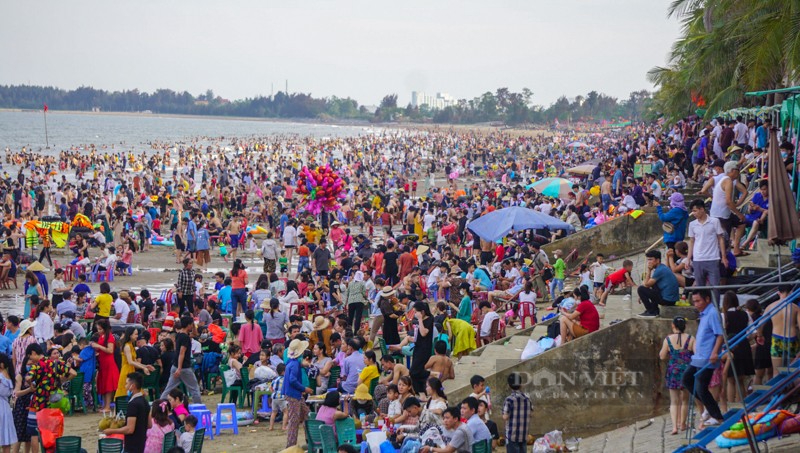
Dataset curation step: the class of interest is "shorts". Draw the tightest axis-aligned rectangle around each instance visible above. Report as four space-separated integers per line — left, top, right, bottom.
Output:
718 215 741 236
684 277 695 286
187 240 197 252
604 277 618 291
285 245 296 249
593 282 604 289
272 397 288 412
572 324 590 338
26 411 38 436
770 334 800 358
230 234 240 248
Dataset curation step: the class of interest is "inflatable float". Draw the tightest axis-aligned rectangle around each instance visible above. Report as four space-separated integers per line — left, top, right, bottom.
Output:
211 410 254 427
714 410 794 448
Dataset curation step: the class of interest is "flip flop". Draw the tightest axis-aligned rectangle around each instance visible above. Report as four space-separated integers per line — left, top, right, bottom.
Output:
734 252 750 257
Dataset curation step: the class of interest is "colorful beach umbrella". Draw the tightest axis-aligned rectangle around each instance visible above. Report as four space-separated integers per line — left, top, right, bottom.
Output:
525 177 574 199
566 141 588 148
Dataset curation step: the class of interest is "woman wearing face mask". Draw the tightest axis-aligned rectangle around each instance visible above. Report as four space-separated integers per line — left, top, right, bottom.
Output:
447 282 473 324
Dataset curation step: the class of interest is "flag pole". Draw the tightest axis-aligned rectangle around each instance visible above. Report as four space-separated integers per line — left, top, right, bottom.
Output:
43 104 50 149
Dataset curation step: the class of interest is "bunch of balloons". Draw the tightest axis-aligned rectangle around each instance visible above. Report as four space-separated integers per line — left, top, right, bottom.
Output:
296 165 346 215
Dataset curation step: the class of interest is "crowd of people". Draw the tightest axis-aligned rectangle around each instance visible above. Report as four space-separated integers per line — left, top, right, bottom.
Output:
0 114 797 452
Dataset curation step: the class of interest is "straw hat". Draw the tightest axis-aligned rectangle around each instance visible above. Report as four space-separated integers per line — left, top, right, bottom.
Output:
353 383 372 401
312 316 330 331
287 339 309 359
28 261 47 272
18 319 36 337
416 245 429 255
380 286 396 298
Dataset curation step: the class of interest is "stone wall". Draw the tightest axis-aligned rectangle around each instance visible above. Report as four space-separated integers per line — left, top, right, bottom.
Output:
543 207 663 265
447 318 697 438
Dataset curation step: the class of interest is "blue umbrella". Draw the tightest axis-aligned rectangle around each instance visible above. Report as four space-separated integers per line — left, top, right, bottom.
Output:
467 206 574 242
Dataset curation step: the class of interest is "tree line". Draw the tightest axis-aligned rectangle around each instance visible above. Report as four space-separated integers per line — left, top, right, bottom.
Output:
0 84 652 125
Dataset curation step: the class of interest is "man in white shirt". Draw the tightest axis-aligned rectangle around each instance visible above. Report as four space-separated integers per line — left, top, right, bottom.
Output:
686 199 727 301
111 293 130 325
733 116 748 145
282 220 297 265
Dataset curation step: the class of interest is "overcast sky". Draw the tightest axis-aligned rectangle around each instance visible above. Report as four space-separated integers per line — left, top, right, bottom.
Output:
0 0 682 107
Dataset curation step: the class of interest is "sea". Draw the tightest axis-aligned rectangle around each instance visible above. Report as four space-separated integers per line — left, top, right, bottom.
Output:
0 110 379 153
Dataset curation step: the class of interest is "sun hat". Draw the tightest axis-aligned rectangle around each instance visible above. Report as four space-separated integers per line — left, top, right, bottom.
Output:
18 319 36 337
380 286 396 298
287 339 309 359
28 261 46 272
353 383 373 401
312 316 331 331
669 193 686 210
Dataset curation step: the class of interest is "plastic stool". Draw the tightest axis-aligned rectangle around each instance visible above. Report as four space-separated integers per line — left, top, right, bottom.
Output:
253 391 271 416
519 302 537 329
188 404 207 412
190 409 214 440
215 403 239 436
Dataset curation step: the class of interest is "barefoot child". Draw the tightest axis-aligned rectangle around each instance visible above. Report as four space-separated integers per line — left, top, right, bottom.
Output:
598 260 636 306
269 363 287 430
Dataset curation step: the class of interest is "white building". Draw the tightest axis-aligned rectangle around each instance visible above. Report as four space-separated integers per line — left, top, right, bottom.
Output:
411 91 457 110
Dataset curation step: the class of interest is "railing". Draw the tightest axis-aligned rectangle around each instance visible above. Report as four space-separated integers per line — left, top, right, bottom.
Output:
683 281 800 451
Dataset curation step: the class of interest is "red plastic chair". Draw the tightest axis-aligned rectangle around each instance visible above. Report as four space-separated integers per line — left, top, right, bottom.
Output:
518 302 537 329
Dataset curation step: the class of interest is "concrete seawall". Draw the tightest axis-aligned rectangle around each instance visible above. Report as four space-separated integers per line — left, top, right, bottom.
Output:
543 207 663 265
447 318 697 438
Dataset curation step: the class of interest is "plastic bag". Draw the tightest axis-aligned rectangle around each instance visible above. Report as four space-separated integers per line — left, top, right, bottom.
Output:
532 438 554 453
521 339 542 360
37 408 65 449
544 430 563 448
47 390 71 415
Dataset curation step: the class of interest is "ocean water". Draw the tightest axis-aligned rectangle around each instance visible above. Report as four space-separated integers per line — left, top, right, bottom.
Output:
0 111 377 153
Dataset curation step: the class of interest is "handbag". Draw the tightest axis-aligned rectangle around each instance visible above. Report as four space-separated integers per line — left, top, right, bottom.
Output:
542 268 554 282
662 222 675 234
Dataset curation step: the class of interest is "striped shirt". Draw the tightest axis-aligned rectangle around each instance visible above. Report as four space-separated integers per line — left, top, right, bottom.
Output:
503 390 531 443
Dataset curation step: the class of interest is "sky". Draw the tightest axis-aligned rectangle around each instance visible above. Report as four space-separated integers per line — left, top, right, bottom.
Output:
0 0 683 107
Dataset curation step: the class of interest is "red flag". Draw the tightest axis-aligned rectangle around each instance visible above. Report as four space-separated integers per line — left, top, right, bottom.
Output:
43 104 48 112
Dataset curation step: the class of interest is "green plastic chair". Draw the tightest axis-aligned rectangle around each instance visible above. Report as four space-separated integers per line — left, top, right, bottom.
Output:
142 365 161 401
335 417 357 446
319 424 338 453
219 364 243 406
161 430 177 453
97 438 124 453
237 368 251 408
191 428 206 453
368 377 379 398
67 372 86 415
327 365 340 390
472 439 491 453
91 369 99 412
114 396 129 417
305 419 324 453
378 338 404 363
55 436 82 453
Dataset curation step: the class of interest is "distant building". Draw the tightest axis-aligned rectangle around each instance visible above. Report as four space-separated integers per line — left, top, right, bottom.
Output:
411 91 457 110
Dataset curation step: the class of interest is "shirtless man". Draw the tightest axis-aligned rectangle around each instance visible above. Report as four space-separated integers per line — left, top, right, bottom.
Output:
228 215 241 259
424 340 455 382
766 285 800 369
378 355 410 385
600 173 614 212
479 238 495 266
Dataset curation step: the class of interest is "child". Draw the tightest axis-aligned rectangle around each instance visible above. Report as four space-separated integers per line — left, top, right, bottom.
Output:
549 249 566 302
590 254 609 301
598 259 636 306
469 375 491 413
385 384 402 419
269 363 287 431
279 250 289 277
297 239 310 274
76 337 96 410
219 239 229 263
194 274 204 302
144 399 175 453
424 340 454 382
579 263 592 291
178 414 197 453
213 272 226 292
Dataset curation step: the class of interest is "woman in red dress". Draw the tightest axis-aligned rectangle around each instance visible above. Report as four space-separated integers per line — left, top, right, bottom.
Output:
90 319 120 412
